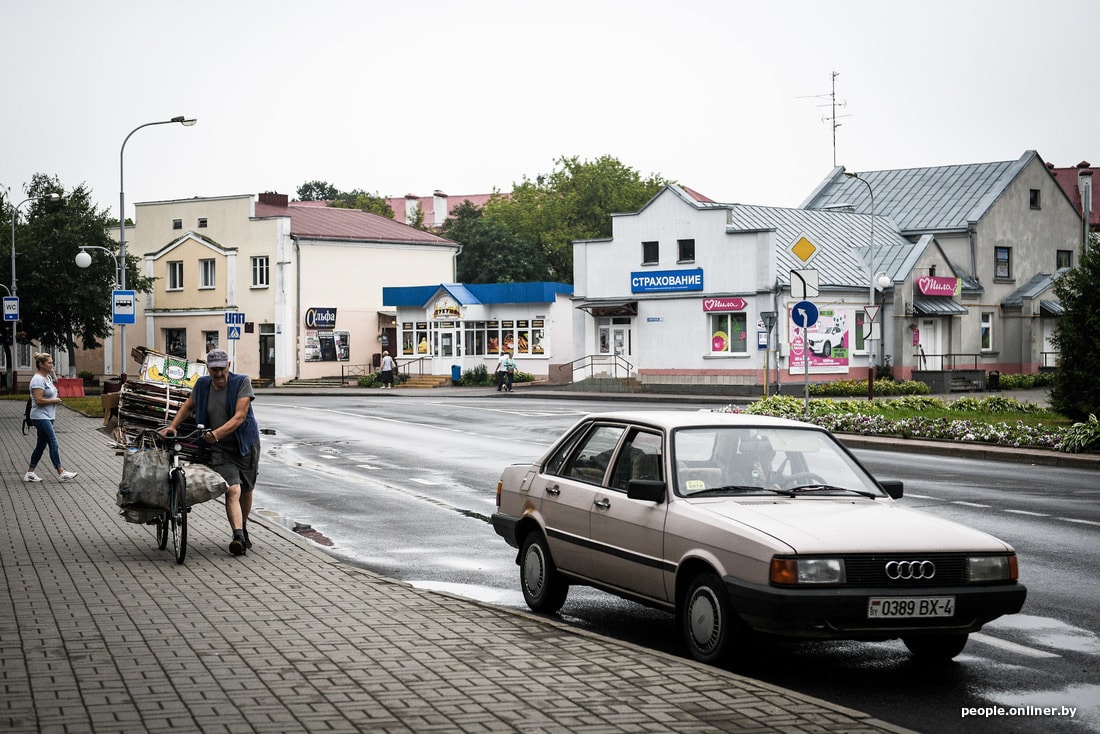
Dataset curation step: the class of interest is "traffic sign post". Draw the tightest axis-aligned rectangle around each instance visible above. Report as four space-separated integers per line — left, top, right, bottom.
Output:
792 301 818 414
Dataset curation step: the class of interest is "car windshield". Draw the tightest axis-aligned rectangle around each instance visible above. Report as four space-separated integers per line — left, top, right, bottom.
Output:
672 426 884 498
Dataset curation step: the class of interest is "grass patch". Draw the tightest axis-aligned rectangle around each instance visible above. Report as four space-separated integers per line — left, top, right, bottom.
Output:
2 393 105 418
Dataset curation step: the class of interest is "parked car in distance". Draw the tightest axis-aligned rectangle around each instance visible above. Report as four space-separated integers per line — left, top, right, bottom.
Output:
491 411 1026 664
807 325 845 357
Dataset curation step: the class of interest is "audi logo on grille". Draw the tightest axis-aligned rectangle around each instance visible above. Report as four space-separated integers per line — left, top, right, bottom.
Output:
885 560 936 580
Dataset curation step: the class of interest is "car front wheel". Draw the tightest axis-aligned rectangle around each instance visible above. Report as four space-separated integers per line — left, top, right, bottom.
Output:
902 633 969 662
520 532 569 613
682 572 739 664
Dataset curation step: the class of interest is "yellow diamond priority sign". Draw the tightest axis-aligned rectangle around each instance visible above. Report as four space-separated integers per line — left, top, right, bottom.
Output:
791 236 817 263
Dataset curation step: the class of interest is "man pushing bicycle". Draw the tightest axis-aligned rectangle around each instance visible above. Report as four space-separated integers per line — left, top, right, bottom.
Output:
161 349 260 556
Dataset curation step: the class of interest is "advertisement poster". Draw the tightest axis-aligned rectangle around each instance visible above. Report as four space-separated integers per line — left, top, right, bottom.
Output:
305 330 350 362
788 306 853 374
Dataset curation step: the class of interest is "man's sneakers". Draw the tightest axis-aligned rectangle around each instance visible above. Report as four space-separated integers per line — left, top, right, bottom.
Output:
58 471 78 482
229 536 247 556
23 472 42 482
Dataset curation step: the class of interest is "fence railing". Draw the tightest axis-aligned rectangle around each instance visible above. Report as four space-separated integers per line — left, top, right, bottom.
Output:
565 353 635 382
913 351 987 372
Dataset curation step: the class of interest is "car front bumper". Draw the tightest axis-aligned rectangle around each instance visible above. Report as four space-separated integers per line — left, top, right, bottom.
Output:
725 576 1027 639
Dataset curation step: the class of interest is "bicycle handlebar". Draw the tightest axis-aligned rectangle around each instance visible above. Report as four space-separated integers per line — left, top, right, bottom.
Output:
142 426 209 445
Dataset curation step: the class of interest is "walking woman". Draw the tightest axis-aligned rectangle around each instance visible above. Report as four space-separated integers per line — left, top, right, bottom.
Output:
24 352 78 482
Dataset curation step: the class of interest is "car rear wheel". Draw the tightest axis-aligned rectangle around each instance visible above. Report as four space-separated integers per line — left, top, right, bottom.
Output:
520 532 568 613
682 572 739 664
902 633 969 662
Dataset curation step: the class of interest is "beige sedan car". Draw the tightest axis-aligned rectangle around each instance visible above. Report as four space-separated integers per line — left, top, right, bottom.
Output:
491 411 1026 664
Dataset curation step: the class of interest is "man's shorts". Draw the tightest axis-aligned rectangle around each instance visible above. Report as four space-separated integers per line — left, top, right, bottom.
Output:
210 442 259 493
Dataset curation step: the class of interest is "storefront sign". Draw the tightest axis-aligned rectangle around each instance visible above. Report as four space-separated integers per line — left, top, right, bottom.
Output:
305 307 337 329
631 268 704 293
702 297 746 312
432 295 462 319
916 276 960 296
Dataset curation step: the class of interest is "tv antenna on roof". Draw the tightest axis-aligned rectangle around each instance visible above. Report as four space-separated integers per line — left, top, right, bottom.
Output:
797 70 850 167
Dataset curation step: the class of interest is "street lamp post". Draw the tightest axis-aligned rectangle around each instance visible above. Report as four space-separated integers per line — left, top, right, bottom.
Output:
117 116 196 372
844 171 877 398
5 189 61 393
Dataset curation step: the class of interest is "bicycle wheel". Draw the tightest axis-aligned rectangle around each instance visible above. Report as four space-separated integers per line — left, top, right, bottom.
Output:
155 513 169 550
169 470 188 564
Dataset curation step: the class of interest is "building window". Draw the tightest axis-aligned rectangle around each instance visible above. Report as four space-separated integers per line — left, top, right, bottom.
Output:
710 313 747 354
199 259 216 289
980 312 993 351
677 238 695 262
994 246 1012 279
642 241 659 264
197 218 208 228
251 256 269 288
167 261 183 290
165 328 187 358
1057 249 1073 269
172 219 182 230
1029 189 1041 209
203 331 219 353
853 311 866 353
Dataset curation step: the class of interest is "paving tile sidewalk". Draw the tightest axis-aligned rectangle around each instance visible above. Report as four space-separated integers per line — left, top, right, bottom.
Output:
0 400 912 733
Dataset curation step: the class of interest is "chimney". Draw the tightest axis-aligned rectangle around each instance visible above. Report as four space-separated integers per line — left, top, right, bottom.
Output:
433 190 448 228
259 192 288 207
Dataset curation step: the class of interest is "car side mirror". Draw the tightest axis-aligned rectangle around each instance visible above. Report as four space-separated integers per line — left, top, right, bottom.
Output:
627 479 666 503
879 480 903 499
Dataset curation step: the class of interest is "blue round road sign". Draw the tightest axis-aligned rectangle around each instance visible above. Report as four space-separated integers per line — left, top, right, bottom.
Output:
792 300 818 329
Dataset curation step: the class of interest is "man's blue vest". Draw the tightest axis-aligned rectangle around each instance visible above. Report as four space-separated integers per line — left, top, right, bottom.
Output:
192 372 260 457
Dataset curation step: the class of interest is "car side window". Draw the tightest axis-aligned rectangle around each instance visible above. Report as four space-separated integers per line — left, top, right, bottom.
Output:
544 426 588 476
609 430 664 491
562 425 625 485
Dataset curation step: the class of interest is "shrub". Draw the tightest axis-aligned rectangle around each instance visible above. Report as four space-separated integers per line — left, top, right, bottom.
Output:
459 364 491 386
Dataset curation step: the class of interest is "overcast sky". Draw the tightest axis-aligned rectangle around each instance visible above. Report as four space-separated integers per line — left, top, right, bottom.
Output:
3 0 1097 222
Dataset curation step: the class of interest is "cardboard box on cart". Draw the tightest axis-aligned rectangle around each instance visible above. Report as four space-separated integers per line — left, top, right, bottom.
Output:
116 347 209 454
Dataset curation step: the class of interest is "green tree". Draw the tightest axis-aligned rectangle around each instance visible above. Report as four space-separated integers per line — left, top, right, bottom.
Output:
15 174 154 365
296 180 340 201
1050 234 1100 420
444 201 547 283
483 155 668 281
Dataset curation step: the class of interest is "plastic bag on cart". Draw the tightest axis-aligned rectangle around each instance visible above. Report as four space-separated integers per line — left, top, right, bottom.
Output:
117 447 171 514
183 463 229 505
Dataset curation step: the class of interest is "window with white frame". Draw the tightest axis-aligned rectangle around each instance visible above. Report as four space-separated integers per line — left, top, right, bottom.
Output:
709 313 747 354
199 259 216 289
167 261 183 290
251 256 269 288
980 312 993 351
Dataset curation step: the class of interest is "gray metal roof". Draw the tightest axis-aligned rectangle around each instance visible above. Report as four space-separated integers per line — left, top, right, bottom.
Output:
800 152 1036 234
725 204 917 289
1001 269 1066 308
913 296 968 315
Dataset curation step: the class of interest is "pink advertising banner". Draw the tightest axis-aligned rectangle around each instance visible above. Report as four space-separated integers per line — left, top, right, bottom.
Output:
703 297 747 312
916 276 960 297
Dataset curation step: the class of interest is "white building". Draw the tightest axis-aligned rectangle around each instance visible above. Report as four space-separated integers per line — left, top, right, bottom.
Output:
85 192 459 384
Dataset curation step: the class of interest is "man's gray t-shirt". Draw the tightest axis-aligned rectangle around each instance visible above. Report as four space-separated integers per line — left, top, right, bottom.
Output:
206 378 255 453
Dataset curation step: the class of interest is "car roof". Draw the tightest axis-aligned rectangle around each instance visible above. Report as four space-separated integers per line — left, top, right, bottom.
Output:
578 410 823 432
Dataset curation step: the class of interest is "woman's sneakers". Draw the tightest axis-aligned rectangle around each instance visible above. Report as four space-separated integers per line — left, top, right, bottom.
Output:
58 471 78 482
23 472 42 482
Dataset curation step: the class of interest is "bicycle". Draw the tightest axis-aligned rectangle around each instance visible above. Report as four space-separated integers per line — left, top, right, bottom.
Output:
140 426 206 564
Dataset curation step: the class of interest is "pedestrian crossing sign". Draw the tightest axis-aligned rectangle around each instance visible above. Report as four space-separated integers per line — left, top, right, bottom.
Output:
228 326 242 340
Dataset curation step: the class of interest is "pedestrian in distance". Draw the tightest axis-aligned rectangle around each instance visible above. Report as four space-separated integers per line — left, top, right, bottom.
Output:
161 349 260 557
494 350 508 391
503 351 517 392
24 353 79 483
379 350 396 389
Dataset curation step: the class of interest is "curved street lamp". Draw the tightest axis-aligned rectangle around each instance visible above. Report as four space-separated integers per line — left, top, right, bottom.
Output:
843 170 879 398
5 189 61 392
114 116 197 371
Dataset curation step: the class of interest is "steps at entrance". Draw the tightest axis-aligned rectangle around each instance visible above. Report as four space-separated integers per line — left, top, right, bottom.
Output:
398 375 452 389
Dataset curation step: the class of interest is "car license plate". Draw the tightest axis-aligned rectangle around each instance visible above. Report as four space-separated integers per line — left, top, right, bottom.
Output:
867 596 955 618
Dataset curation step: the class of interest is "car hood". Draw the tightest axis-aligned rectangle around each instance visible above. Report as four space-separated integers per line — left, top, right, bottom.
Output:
691 497 1012 554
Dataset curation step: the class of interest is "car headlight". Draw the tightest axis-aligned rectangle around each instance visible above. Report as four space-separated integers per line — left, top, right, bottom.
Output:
770 557 846 585
968 554 1017 582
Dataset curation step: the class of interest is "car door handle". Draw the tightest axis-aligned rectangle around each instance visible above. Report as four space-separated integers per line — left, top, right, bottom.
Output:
593 498 611 509
546 485 561 496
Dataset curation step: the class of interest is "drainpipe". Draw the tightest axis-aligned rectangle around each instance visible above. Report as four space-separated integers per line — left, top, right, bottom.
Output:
293 235 301 381
773 278 782 395
967 223 978 281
